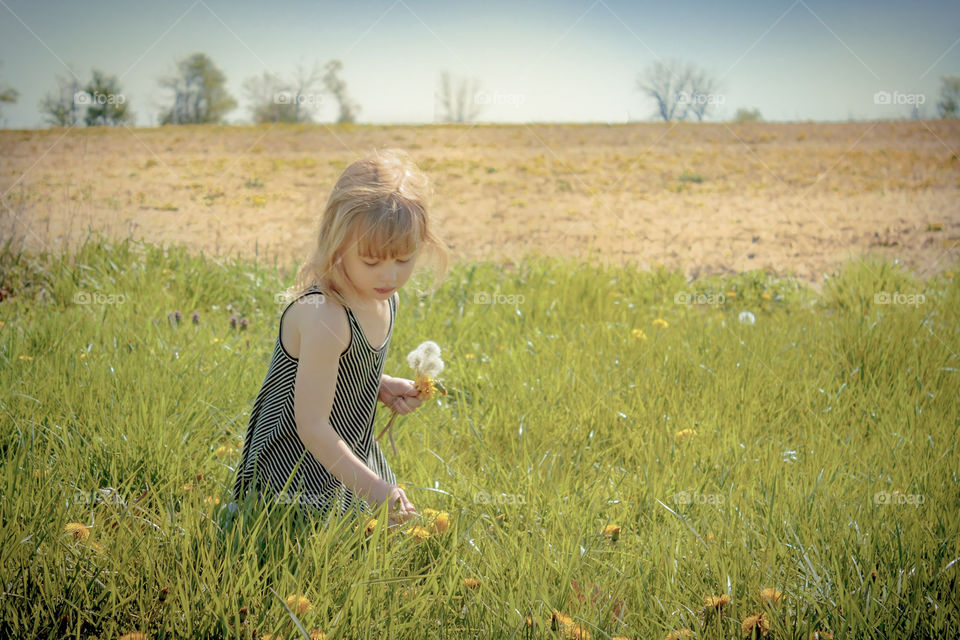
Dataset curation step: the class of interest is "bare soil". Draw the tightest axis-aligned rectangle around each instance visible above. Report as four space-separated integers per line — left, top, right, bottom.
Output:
2 120 959 290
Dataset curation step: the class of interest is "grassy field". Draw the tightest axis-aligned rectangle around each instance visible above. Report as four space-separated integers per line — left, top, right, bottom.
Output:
1 234 959 639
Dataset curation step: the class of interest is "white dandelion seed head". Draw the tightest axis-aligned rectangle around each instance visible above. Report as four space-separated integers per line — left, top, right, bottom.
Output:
407 340 444 377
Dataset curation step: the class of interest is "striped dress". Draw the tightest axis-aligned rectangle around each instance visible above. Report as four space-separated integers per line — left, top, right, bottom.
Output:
232 285 398 520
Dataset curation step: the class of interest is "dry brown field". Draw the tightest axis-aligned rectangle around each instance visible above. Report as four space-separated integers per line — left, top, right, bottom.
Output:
2 120 958 289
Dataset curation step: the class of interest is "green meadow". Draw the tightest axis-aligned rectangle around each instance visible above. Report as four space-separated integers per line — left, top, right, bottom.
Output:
2 234 958 639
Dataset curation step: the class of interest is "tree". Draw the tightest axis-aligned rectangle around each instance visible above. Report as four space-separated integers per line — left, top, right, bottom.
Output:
243 61 324 124
0 60 18 122
82 69 131 126
636 60 722 122
637 59 692 122
685 66 723 121
733 107 762 122
435 70 484 123
39 71 83 126
159 53 236 125
937 74 960 119
322 60 360 124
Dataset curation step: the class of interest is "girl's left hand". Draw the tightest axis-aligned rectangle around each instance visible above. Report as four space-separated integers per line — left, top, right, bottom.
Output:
378 376 423 415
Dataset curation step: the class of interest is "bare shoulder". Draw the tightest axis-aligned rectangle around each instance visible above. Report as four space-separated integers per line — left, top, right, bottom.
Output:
290 292 350 357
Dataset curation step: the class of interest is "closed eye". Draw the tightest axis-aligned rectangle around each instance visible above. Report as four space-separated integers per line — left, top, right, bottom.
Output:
361 255 414 266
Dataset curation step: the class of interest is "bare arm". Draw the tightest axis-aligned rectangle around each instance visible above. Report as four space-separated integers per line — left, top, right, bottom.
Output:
293 301 392 508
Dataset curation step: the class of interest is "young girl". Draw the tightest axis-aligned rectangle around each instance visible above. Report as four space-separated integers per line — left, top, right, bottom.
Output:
232 148 449 527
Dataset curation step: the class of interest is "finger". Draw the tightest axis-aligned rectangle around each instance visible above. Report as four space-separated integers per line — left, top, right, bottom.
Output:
395 488 415 511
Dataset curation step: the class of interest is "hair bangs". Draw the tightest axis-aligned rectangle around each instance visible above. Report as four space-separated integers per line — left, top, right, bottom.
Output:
352 199 423 260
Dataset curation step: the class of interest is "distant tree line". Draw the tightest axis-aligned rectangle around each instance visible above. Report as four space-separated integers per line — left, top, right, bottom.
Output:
635 59 960 123
2 55 960 127
21 53 361 127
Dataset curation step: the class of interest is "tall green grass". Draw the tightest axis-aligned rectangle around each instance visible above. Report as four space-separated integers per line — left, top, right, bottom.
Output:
2 233 958 639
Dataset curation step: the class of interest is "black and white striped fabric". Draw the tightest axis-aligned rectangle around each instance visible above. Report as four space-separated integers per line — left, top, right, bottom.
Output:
232 285 398 520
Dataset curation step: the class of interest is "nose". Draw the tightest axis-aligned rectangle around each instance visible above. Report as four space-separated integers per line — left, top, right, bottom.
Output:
383 263 400 285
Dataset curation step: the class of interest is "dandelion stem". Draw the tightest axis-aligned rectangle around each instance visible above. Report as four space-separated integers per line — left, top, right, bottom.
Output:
375 410 399 446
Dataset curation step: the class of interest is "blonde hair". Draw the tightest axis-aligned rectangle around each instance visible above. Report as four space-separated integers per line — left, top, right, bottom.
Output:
290 148 450 309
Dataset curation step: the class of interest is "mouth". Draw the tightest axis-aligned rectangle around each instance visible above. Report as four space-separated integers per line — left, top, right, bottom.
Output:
375 287 395 294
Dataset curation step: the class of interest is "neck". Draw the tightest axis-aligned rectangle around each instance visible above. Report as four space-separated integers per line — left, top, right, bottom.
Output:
344 295 384 312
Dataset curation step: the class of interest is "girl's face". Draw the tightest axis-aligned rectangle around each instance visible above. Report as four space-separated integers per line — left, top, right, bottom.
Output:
341 238 418 306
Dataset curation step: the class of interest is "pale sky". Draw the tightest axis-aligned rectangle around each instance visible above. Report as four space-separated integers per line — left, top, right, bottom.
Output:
1 0 958 128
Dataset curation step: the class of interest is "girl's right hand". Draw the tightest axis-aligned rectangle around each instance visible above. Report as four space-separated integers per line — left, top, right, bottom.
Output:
385 485 417 526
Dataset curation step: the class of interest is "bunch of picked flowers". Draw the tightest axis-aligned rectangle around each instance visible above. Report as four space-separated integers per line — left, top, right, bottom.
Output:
376 340 446 455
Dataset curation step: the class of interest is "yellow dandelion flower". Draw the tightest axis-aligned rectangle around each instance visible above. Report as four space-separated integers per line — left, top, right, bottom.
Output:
675 428 697 443
260 634 284 640
551 611 574 629
204 496 221 506
118 632 148 640
726 291 737 299
602 524 621 541
653 318 669 328
88 540 105 554
414 374 442 400
567 624 591 640
465 353 475 360
665 630 693 640
215 445 230 456
363 518 377 536
19 355 33 361
741 612 770 637
422 507 440 519
551 610 592 638
612 637 631 640
309 630 327 640
408 525 431 541
760 588 783 605
525 615 535 627
705 593 731 608
944 272 953 279
431 512 451 534
463 577 480 589
285 594 312 615
401 587 419 598
182 482 192 491
0 320 4 327
760 293 772 301
810 631 834 640
64 522 89 542
631 328 647 341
